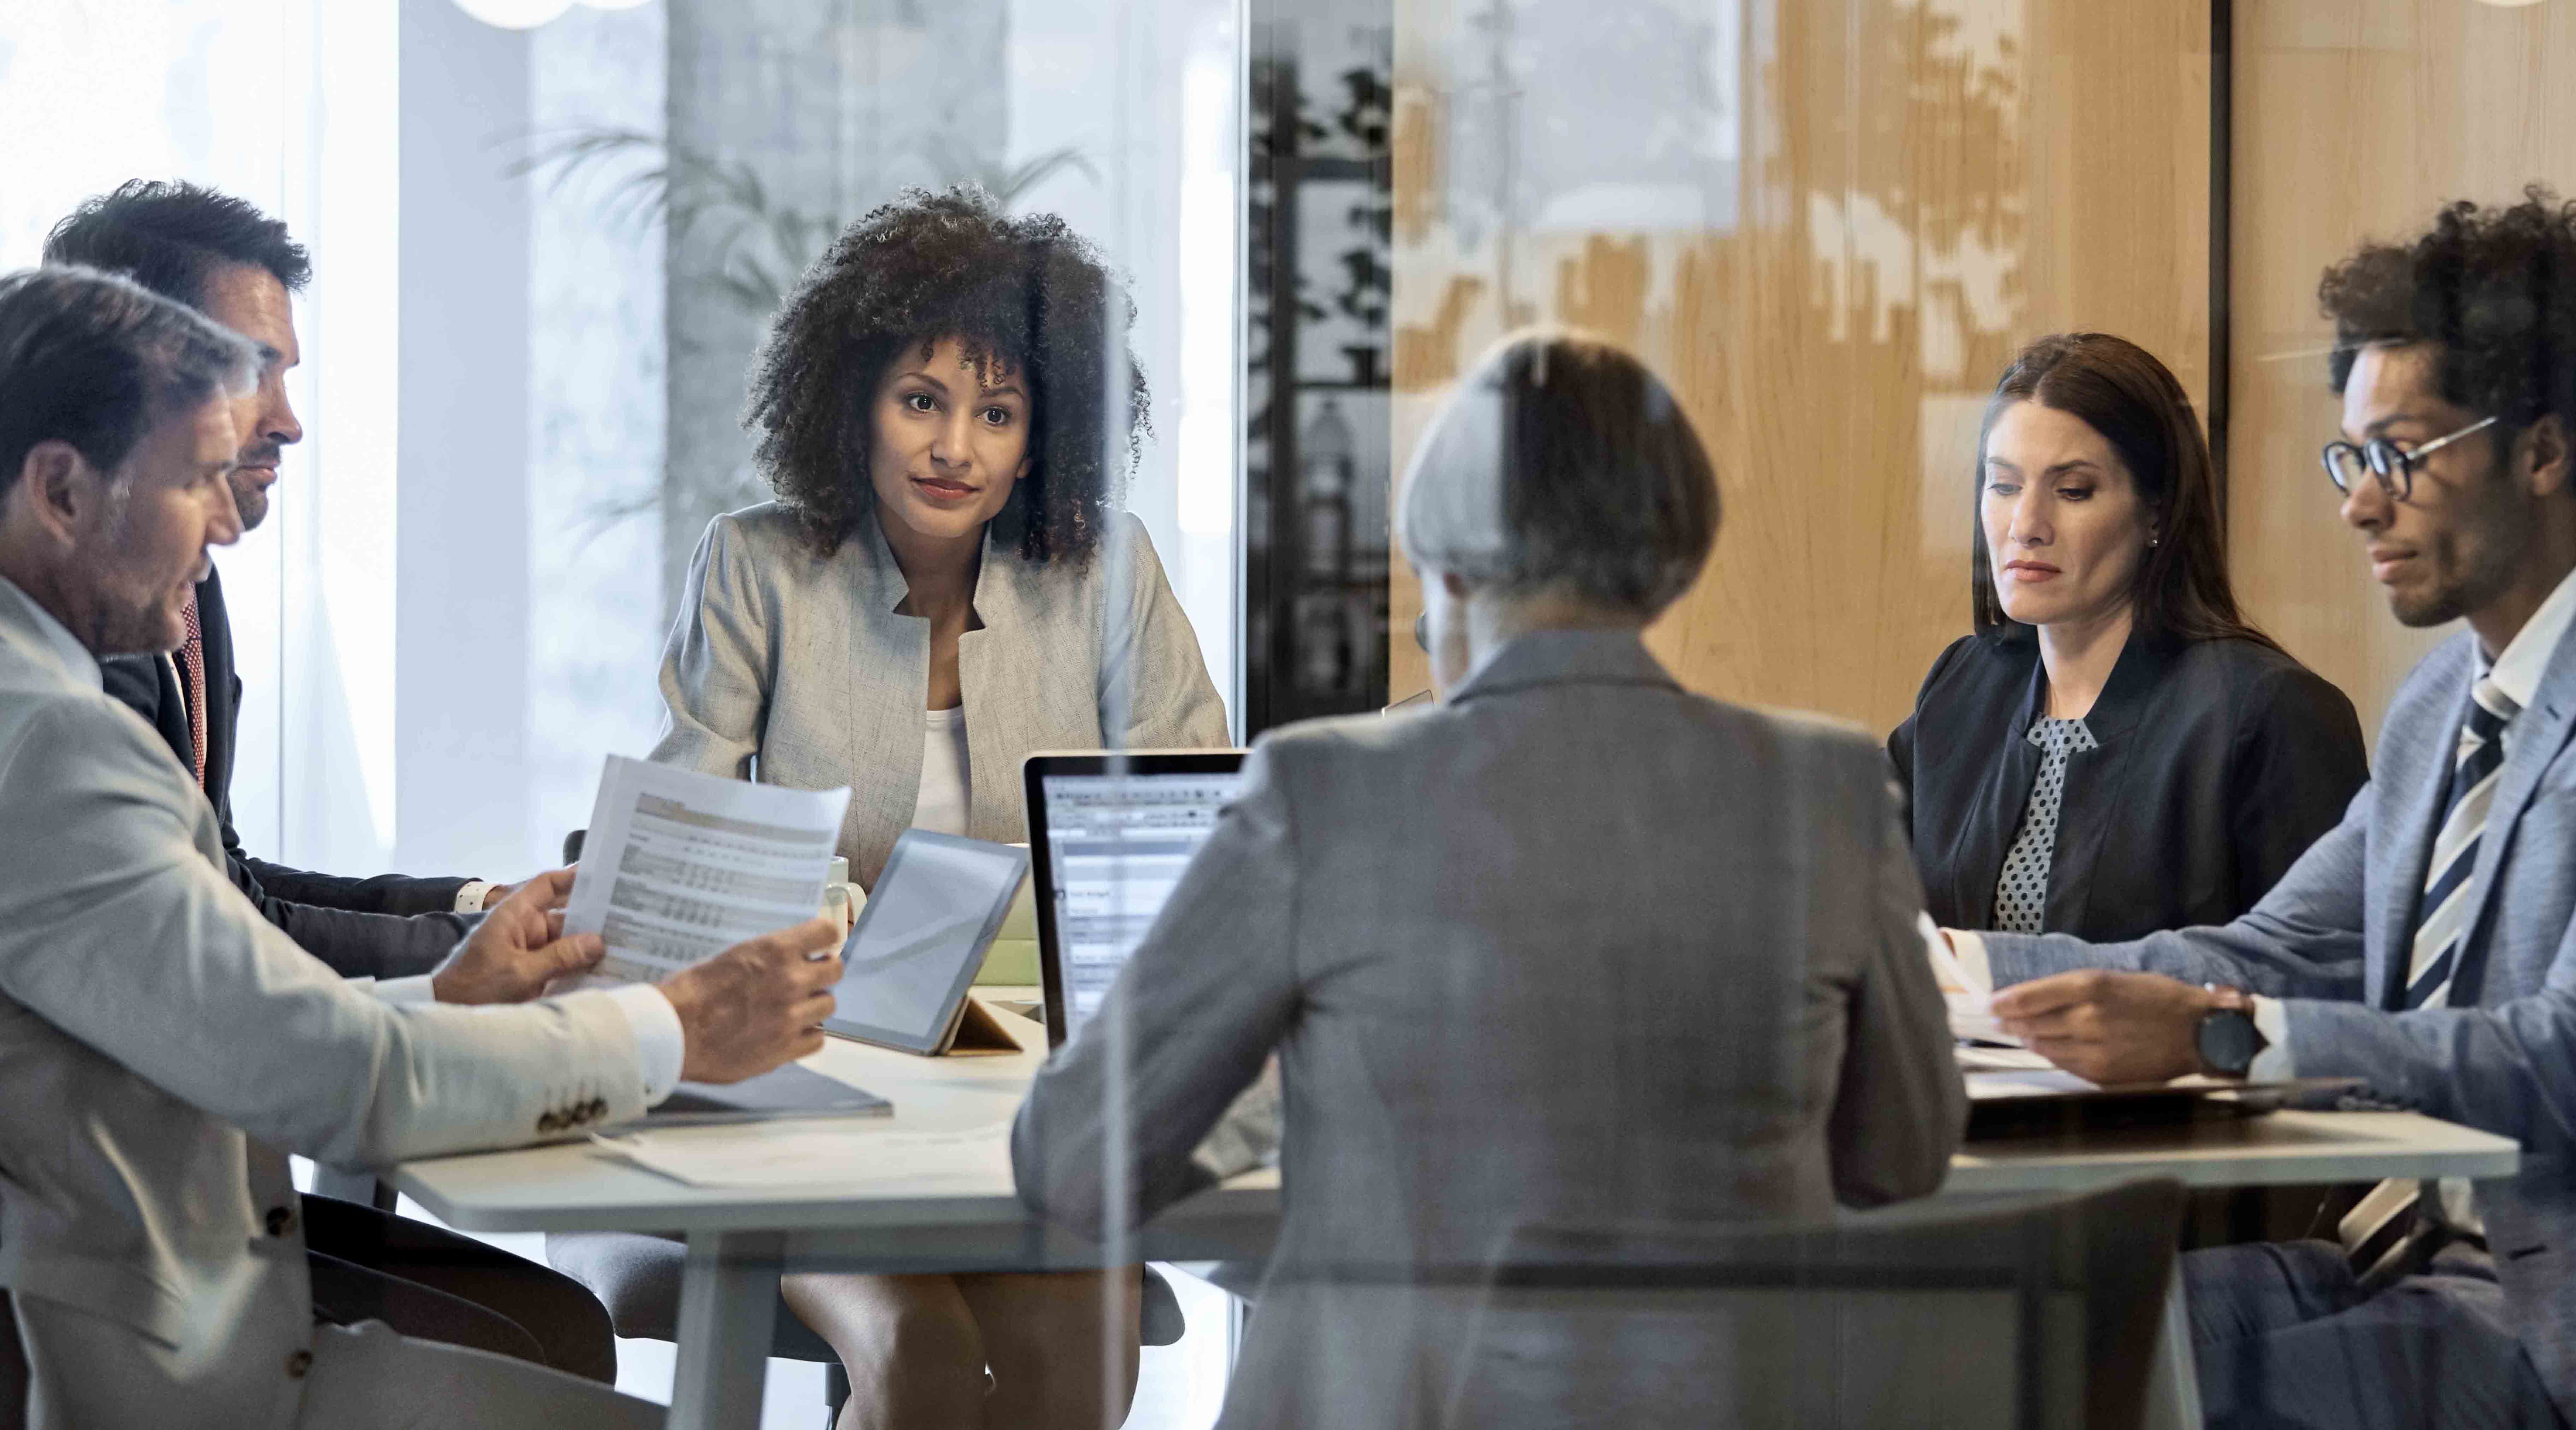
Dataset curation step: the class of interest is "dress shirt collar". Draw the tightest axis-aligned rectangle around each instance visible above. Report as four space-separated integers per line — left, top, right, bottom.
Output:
2477 562 2576 711
0 573 102 691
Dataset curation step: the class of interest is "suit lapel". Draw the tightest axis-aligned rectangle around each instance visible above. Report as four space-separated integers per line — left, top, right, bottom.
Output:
2372 646 2472 1010
842 519 930 887
195 569 237 814
2453 624 2576 1003
1950 649 2045 931
147 654 190 755
2040 632 2175 934
956 530 1046 843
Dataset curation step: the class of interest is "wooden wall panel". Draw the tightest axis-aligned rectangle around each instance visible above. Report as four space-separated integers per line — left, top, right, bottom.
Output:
2229 0 2576 743
1388 0 2210 734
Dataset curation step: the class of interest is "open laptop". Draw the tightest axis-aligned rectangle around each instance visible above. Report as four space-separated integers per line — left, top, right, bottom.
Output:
1023 751 1248 1048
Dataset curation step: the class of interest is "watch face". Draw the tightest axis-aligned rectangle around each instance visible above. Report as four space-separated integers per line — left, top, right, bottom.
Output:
2198 1008 2257 1076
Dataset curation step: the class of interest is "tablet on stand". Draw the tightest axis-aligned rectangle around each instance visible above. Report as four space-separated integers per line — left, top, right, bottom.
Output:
822 830 1030 1057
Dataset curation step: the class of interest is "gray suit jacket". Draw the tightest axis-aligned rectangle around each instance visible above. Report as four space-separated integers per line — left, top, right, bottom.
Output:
1014 632 1965 1429
1986 623 2576 1418
655 504 1229 885
0 578 650 1430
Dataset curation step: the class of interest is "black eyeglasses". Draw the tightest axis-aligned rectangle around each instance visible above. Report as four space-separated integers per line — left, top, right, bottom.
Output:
2322 415 2499 502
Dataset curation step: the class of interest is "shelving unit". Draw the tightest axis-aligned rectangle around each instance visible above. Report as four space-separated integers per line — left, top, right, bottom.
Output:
1244 41 1395 737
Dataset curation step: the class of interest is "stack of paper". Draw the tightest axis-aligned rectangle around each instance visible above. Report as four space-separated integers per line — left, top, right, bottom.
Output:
1946 989 2018 1047
594 1121 1011 1190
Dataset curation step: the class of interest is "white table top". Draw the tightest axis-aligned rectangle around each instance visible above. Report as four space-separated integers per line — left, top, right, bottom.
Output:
391 996 2517 1244
393 990 1278 1238
1945 1109 2519 1195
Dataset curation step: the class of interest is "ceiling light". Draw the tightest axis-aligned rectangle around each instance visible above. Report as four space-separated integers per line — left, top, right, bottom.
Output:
452 0 574 29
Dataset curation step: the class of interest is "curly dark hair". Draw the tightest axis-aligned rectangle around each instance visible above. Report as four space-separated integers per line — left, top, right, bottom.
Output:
744 186 1148 562
2320 187 2576 446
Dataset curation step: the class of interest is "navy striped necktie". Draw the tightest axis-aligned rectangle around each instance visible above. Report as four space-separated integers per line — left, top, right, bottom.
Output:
2403 676 2519 1010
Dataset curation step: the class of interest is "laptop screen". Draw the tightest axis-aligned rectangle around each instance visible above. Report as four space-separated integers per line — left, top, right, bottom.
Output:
1033 760 1246 1045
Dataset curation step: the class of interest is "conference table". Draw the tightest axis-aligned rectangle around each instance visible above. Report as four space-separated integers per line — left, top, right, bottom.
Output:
391 992 2522 1430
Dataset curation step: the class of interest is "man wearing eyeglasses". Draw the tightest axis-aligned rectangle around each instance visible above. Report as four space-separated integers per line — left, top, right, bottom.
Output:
1936 191 2576 1427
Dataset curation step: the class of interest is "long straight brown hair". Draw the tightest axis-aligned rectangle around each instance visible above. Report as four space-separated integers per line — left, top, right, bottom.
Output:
1969 332 2277 650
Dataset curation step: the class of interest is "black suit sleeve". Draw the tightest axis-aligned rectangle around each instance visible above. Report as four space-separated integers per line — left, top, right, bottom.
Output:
220 850 470 980
215 815 474 919
2228 665 2371 911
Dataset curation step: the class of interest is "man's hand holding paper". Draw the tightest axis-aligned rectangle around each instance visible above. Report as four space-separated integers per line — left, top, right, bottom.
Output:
562 755 854 983
431 868 606 1004
662 916 844 1083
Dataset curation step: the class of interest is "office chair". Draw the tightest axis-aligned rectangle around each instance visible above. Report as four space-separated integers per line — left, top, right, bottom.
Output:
1244 1177 2185 1430
545 825 1185 1421
548 1231 1188 1425
0 1293 23 1430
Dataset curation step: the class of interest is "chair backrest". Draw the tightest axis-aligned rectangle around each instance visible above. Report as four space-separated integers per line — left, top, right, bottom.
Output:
1416 1178 2183 1430
0 1290 24 1430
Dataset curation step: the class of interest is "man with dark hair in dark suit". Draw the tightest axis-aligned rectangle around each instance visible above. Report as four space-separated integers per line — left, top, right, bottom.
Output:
45 180 502 978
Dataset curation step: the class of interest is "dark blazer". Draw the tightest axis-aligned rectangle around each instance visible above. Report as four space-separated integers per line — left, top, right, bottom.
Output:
1887 628 2368 943
96 568 470 979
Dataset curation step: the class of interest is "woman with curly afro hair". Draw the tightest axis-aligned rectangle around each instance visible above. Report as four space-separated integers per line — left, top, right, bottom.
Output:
574 188 1226 1428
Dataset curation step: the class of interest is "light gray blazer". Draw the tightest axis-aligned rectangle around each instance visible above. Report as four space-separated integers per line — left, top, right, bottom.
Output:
655 504 1230 885
1013 631 1965 1429
0 578 650 1430
1986 622 2576 1420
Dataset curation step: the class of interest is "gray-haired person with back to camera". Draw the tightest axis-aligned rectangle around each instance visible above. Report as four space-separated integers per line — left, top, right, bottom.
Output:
1009 328 1966 1430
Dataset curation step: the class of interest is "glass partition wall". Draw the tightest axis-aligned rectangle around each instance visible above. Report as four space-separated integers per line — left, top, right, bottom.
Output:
1388 0 2214 732
1244 0 1397 731
1 0 1246 885
17 0 2576 1426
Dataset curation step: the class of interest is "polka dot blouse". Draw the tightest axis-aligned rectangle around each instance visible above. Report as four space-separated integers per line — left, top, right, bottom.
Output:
1992 716 2099 935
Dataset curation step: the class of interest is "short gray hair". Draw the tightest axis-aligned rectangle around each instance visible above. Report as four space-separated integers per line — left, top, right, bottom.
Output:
0 264 257 496
1396 329 1718 617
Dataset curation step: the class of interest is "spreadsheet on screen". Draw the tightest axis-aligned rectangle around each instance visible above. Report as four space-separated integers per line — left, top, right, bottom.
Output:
1039 770 1246 1042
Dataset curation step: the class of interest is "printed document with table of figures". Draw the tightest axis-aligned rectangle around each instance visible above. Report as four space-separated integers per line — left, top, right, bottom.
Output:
563 755 851 983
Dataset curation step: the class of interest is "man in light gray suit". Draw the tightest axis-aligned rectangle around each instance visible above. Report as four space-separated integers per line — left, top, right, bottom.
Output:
1014 330 1964 1430
1951 193 2576 1427
0 265 843 1428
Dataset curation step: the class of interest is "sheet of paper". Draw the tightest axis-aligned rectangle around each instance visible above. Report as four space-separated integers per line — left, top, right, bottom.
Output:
564 755 852 983
1964 1069 2102 1100
1946 989 2024 1048
1922 913 1971 992
592 1121 1011 1189
1955 1043 2057 1073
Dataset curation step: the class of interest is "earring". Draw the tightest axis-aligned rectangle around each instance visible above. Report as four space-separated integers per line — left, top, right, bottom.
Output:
2150 537 2161 547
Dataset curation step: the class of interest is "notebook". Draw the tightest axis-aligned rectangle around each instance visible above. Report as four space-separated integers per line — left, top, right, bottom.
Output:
637 1060 891 1126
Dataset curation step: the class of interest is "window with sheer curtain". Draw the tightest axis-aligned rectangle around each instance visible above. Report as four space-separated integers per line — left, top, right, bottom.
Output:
0 0 401 879
1 0 1242 895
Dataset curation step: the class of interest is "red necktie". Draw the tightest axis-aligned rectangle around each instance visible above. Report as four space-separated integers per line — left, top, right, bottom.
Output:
178 592 208 787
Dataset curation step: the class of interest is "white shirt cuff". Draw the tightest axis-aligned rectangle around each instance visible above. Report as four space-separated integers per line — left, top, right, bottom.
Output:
600 983 686 1106
369 975 438 1005
453 880 494 913
2247 995 2294 1081
1937 924 1994 997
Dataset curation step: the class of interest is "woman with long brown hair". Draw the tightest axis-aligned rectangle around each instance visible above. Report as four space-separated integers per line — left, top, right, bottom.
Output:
1888 332 2367 942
